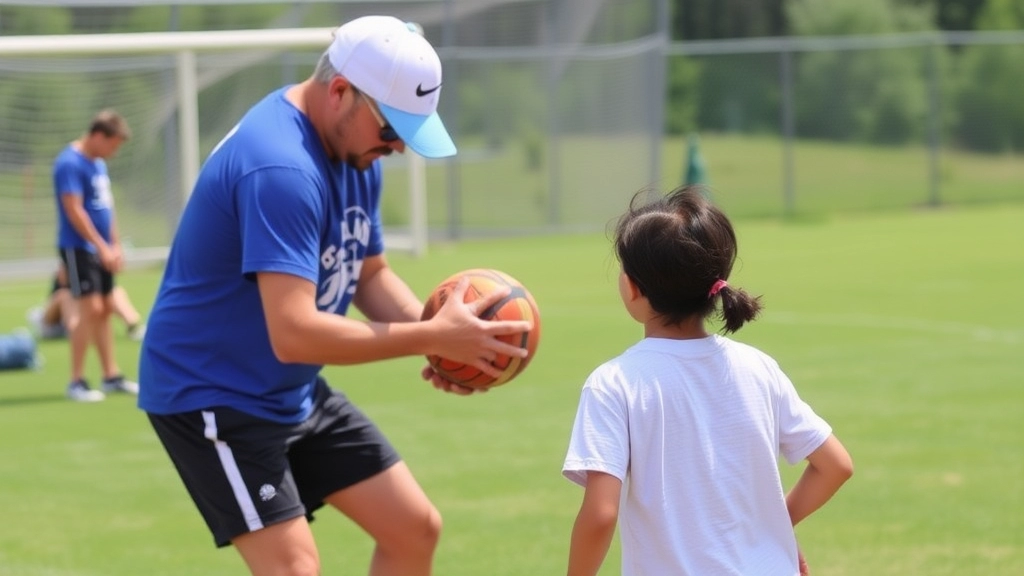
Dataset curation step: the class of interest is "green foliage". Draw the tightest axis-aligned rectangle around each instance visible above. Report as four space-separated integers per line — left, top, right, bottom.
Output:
951 0 1024 152
672 0 786 40
692 53 783 134
665 56 700 135
974 0 1024 30
121 6 175 32
787 0 934 144
178 3 292 31
0 6 72 35
1 3 303 35
0 71 98 164
590 0 657 42
928 0 989 30
789 0 934 34
954 43 1024 152
455 63 546 150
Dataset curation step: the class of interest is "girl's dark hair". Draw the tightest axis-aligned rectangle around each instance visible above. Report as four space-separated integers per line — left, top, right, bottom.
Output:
613 185 762 333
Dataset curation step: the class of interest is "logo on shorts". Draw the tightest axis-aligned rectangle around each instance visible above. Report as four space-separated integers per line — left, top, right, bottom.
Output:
258 484 277 502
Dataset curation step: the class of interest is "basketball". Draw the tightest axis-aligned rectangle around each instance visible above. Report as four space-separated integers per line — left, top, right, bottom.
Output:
420 268 541 389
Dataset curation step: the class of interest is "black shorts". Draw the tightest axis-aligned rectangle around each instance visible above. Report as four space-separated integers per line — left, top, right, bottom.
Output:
59 247 113 297
147 378 401 547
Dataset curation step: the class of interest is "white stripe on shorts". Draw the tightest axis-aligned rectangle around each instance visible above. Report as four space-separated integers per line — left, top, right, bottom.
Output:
201 410 264 533
63 247 82 295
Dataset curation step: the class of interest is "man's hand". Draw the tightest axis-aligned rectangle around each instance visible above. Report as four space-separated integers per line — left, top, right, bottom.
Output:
424 277 531 379
98 242 123 273
421 365 486 396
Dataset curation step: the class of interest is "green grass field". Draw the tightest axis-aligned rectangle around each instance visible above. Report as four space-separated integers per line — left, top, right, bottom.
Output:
0 202 1022 575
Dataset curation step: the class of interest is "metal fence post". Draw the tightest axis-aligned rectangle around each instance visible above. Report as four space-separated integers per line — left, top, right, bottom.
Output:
442 0 461 240
927 40 942 207
780 45 796 217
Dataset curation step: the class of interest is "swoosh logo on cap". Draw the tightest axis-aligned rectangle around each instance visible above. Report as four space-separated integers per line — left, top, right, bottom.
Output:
416 83 442 97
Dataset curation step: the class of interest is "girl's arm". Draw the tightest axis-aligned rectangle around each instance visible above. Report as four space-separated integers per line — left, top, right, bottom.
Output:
568 471 622 576
786 434 854 526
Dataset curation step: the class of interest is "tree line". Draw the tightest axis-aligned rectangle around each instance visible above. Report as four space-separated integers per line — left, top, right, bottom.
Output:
1 0 1021 153
668 0 1023 153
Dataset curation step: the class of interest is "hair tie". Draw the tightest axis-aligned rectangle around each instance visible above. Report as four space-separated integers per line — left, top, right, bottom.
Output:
708 279 728 298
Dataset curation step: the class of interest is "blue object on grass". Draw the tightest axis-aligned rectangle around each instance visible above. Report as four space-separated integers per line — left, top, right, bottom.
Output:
0 329 39 370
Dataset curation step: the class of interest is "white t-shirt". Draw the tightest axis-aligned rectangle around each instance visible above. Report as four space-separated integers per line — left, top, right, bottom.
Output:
563 335 832 576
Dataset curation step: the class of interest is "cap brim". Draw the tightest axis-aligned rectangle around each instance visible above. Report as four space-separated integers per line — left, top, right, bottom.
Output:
377 102 457 159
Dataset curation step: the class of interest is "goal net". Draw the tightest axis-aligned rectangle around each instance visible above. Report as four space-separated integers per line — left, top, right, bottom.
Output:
0 0 665 278
0 26 427 278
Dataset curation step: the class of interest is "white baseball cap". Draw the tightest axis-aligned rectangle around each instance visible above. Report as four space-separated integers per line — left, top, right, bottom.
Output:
328 15 457 159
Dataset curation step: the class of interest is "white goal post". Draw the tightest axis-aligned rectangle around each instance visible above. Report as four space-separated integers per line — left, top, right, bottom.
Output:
0 27 428 278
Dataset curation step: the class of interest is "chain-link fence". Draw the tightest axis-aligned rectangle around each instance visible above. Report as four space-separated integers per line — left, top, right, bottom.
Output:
0 0 666 273
666 32 1024 220
1 1 1021 276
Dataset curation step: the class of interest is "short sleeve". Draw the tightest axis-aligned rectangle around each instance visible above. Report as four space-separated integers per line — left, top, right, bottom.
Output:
236 167 322 282
53 159 82 197
776 370 832 465
562 370 630 487
364 161 385 258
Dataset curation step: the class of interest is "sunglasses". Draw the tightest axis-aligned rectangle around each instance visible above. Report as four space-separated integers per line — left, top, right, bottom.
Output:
353 88 400 143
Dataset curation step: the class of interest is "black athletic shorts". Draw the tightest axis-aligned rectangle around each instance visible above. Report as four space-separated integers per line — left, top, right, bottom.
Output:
59 247 113 297
147 377 401 547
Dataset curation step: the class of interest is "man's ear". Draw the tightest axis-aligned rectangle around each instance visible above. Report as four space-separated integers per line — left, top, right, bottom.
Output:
329 76 354 107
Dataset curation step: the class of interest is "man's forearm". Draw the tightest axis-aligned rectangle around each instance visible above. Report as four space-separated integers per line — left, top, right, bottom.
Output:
68 211 109 249
64 202 111 250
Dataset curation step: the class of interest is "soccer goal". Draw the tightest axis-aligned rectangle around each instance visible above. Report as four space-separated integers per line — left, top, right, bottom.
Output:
0 27 428 279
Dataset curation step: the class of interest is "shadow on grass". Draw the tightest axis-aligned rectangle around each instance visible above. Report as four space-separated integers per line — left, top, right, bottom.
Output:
0 393 68 408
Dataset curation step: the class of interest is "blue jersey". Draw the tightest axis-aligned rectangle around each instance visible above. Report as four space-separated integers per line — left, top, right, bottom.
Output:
53 145 114 250
138 87 385 424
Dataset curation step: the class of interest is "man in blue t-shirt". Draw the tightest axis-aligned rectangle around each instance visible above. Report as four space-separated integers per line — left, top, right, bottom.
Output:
138 15 532 576
53 109 139 402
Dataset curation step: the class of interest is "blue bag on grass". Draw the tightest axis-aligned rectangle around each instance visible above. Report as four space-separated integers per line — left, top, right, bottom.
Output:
0 329 39 370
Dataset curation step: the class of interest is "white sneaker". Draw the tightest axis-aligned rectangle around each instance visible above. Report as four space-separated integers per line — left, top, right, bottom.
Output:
26 306 66 339
101 375 139 395
67 379 105 402
126 322 147 342
26 307 43 332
